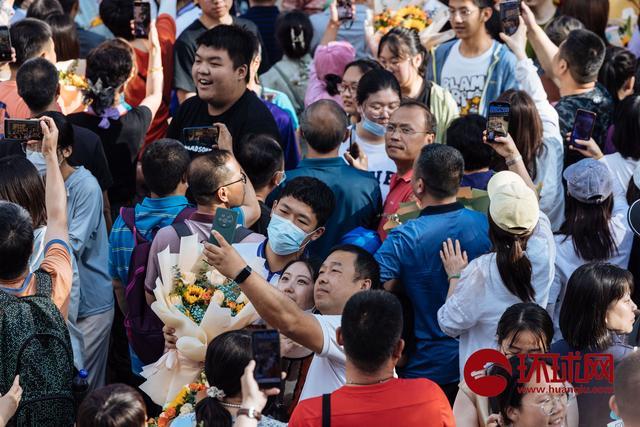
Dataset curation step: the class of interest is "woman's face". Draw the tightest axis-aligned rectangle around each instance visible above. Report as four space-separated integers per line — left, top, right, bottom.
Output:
339 66 364 116
508 365 569 427
606 291 637 334
277 262 315 311
500 330 546 358
378 44 420 90
358 88 401 126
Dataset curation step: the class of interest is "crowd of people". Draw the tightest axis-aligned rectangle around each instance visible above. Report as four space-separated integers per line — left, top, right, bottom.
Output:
0 0 640 425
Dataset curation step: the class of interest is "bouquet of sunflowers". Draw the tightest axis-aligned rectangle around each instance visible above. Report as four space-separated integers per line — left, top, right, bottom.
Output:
374 6 432 34
147 379 207 427
140 234 260 406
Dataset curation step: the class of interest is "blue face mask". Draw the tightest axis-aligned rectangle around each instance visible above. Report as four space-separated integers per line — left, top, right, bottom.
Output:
362 115 386 137
267 213 314 255
26 149 47 176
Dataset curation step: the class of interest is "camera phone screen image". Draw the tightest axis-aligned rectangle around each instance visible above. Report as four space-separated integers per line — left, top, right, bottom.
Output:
252 331 281 386
183 127 218 153
572 111 596 141
5 120 43 141
134 3 151 37
0 27 11 59
487 104 510 140
337 0 353 20
501 1 520 36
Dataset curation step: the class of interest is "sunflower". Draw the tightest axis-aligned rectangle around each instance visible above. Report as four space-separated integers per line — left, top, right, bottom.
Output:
183 285 204 304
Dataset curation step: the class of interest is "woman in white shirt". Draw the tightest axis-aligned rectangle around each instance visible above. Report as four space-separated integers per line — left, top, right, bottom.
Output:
438 134 556 377
602 95 640 193
547 140 633 339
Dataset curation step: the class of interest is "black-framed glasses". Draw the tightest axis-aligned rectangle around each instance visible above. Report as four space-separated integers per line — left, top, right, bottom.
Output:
385 124 434 136
214 172 247 193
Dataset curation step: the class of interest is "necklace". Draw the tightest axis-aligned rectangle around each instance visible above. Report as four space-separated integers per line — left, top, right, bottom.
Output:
218 401 243 409
346 376 394 386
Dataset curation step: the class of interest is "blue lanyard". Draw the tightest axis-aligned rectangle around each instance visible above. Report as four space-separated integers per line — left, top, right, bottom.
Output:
0 272 32 294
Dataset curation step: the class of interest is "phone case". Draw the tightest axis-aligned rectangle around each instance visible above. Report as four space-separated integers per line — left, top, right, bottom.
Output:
252 330 281 388
209 208 238 246
133 3 151 38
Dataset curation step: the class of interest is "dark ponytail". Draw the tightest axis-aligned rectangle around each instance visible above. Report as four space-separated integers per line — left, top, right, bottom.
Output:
195 330 252 427
324 73 342 96
489 216 535 302
83 40 133 115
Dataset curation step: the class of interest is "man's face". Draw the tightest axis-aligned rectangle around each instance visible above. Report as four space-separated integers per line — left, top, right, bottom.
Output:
198 0 232 19
271 196 319 235
41 37 57 64
192 46 246 106
219 158 246 207
448 0 490 40
314 251 368 315
385 106 434 164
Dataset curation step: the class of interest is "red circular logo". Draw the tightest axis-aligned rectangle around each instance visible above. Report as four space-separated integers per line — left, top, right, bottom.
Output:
464 349 512 397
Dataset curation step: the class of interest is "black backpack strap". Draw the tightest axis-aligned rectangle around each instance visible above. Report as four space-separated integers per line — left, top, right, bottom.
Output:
173 207 196 224
233 226 253 243
172 222 192 238
120 207 147 245
33 270 53 298
322 393 331 427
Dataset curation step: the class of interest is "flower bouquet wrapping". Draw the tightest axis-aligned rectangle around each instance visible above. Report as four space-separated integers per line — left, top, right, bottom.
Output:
374 6 432 34
146 375 207 427
140 234 260 405
56 59 88 115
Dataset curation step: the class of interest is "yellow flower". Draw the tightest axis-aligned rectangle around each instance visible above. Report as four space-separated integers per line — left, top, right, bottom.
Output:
183 285 204 304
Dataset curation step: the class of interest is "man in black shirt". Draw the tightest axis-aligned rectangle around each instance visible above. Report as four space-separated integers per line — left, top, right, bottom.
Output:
167 25 280 153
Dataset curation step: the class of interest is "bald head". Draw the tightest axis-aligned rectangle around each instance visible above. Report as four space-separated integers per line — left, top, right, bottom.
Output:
300 100 349 154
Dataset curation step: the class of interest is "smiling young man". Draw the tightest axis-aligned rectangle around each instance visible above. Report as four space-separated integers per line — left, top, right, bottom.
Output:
426 0 518 116
377 100 436 240
166 25 279 151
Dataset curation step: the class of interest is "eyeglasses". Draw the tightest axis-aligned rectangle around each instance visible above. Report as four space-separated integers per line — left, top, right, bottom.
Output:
385 124 433 136
338 82 358 94
448 7 477 19
214 172 247 192
522 393 575 416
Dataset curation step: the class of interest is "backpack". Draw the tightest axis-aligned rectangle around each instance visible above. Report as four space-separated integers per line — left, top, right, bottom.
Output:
121 206 195 365
0 270 75 427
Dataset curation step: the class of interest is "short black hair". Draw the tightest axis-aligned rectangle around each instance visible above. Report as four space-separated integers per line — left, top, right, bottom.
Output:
355 68 401 105
278 176 335 228
0 201 34 280
99 0 134 41
77 384 146 427
17 58 59 113
196 25 254 83
10 18 53 69
141 139 191 197
447 114 492 171
329 244 381 289
187 149 234 206
344 58 382 75
398 99 436 134
275 11 313 59
415 144 464 199
599 46 638 102
544 15 585 46
613 95 640 159
58 0 78 13
236 134 284 190
26 0 63 20
36 111 74 153
341 290 402 372
559 29 606 84
299 100 348 154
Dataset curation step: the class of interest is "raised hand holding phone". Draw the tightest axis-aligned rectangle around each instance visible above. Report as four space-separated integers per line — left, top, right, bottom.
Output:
209 207 239 247
251 330 282 389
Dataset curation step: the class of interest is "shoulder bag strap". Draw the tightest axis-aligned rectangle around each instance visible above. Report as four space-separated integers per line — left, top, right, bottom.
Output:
272 63 305 109
171 222 192 238
322 393 331 427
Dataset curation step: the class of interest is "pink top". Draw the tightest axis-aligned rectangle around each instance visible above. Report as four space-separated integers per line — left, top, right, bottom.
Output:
304 41 355 107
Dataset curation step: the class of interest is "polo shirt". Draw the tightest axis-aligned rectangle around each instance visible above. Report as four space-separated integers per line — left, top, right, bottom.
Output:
377 169 415 241
280 157 382 260
108 195 190 284
375 202 490 384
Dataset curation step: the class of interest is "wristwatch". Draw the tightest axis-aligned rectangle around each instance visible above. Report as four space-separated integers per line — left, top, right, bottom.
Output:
234 265 252 284
237 407 262 420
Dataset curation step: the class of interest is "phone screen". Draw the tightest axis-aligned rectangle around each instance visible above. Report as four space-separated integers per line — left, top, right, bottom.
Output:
487 102 510 141
337 0 353 21
571 110 597 148
0 26 11 61
133 2 151 38
500 0 520 36
183 126 219 153
252 330 281 388
209 207 238 246
5 119 43 141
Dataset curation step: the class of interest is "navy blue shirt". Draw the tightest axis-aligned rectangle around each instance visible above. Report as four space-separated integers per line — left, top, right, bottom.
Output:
283 157 382 260
241 6 281 69
375 202 490 384
461 170 495 191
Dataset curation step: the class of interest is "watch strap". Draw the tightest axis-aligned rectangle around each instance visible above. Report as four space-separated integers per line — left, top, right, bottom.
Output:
238 407 262 420
234 265 252 284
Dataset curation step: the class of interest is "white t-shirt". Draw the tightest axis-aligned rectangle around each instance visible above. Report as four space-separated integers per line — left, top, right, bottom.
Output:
233 241 281 286
603 152 640 193
298 314 345 401
440 40 494 115
339 128 397 201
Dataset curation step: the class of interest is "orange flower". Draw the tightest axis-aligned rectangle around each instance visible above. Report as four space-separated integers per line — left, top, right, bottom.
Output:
201 290 212 302
164 407 177 419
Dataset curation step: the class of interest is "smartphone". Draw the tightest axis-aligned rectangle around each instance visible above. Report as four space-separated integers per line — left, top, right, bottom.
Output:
0 26 11 62
486 102 510 142
5 119 43 141
500 0 520 36
183 126 219 153
337 0 353 21
251 330 281 389
570 109 597 149
209 207 238 246
347 130 360 159
133 2 151 38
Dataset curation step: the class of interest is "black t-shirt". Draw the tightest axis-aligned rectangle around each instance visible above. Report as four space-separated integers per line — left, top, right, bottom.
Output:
167 90 280 152
173 17 265 93
68 106 152 207
250 200 271 236
0 123 113 191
